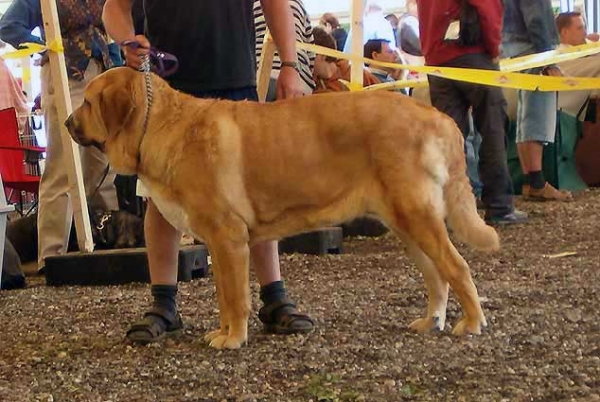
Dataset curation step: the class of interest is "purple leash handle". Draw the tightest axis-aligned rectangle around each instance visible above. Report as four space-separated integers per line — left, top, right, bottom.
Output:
121 40 179 78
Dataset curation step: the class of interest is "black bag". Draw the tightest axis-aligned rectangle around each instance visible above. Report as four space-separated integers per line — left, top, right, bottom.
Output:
457 0 482 47
444 0 481 47
2 239 26 290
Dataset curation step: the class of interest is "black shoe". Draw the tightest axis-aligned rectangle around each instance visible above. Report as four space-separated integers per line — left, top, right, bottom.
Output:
485 209 529 225
126 307 183 345
258 297 315 335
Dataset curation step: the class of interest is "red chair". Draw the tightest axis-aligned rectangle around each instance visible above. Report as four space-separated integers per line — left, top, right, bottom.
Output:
0 107 45 214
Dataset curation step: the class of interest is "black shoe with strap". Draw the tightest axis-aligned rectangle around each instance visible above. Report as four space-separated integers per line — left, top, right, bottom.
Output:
126 306 183 344
258 297 315 335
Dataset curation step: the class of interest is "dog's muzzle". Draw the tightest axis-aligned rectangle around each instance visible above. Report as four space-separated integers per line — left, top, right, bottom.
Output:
65 114 82 143
64 114 105 152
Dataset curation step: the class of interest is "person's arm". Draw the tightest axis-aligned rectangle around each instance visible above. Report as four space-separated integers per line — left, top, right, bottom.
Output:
519 0 559 53
467 0 502 59
102 0 149 70
0 0 44 49
260 0 304 99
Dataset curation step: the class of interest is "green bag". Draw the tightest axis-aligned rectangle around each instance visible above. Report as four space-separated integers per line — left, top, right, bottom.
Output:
507 107 588 194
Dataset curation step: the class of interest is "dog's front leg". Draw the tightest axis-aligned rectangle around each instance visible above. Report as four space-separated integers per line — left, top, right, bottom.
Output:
204 238 251 349
203 254 231 343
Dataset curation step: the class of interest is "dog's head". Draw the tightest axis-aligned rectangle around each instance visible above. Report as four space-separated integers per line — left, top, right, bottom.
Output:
65 67 145 175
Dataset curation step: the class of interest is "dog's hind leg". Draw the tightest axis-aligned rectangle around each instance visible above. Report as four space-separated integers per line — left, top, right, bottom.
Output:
382 200 486 335
401 236 449 333
407 218 485 335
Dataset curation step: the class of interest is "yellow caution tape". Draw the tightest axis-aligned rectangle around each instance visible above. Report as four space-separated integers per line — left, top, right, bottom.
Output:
0 39 64 59
500 42 600 72
295 41 600 92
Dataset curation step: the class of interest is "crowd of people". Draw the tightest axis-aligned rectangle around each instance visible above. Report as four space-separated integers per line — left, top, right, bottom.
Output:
0 0 598 340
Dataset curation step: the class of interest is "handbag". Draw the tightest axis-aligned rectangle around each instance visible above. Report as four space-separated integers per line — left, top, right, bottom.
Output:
575 97 600 186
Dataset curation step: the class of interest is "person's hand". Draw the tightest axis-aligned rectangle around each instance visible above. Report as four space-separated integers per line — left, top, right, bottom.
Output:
122 35 151 70
541 65 563 77
587 33 600 42
276 66 305 99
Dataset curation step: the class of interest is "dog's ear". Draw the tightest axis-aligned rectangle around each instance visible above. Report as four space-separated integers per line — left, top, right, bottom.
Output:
98 81 138 135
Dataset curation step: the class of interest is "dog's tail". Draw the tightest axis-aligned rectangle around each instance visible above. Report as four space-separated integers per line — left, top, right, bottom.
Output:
444 133 500 253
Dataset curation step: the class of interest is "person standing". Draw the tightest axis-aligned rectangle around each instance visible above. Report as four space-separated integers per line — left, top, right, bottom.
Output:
502 0 572 201
0 0 120 272
417 0 528 224
102 0 315 344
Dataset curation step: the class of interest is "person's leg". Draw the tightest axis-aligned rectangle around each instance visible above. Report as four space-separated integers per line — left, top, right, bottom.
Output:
465 112 483 199
453 53 525 223
253 241 314 334
215 86 314 334
126 198 183 344
518 86 571 201
428 76 470 137
74 62 119 211
37 64 73 271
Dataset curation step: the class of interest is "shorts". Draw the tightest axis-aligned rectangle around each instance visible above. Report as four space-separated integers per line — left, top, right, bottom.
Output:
515 68 557 144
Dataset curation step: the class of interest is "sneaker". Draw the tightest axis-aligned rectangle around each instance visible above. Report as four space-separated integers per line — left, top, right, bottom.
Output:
485 209 529 225
528 182 572 202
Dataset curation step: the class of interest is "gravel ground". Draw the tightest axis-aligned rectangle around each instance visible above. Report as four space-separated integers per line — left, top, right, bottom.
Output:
0 190 599 402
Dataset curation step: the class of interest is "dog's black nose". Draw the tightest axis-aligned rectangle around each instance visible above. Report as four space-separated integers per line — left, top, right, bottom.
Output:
64 114 73 129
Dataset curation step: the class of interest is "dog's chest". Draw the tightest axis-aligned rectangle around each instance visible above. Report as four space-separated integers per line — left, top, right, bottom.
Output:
146 189 192 236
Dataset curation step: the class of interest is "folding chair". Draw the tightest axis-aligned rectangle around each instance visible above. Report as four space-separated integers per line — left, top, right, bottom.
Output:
0 107 45 215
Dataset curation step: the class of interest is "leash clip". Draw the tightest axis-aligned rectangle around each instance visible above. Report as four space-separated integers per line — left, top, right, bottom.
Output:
96 212 112 231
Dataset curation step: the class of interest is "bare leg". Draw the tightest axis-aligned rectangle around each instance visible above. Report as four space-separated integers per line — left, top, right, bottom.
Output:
251 240 281 286
145 200 180 285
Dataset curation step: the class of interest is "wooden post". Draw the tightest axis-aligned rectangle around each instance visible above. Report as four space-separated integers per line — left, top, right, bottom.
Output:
350 0 365 89
257 30 275 103
40 0 94 253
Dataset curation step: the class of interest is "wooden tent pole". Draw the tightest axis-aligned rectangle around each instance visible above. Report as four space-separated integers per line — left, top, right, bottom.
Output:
350 0 365 88
257 30 276 103
40 0 94 253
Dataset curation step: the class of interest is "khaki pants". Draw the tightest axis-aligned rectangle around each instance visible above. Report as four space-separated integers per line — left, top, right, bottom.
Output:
38 61 118 268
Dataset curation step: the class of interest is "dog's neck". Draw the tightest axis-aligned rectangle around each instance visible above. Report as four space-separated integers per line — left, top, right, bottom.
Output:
133 78 217 180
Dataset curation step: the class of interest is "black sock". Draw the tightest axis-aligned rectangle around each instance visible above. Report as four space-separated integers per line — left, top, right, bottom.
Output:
260 280 288 305
529 170 545 189
151 284 178 315
522 174 530 185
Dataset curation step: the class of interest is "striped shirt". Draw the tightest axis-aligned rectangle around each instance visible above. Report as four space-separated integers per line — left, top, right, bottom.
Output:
254 0 315 91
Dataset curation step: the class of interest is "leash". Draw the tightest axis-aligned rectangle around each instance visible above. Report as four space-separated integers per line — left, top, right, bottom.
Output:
119 40 168 166
120 40 179 78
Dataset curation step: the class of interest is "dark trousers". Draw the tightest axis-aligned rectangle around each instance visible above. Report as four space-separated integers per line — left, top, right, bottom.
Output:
428 53 514 216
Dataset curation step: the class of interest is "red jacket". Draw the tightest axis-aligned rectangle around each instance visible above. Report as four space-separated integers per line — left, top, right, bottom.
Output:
416 0 503 66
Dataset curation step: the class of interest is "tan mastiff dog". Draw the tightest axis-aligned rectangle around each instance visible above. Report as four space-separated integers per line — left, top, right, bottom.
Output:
66 67 499 349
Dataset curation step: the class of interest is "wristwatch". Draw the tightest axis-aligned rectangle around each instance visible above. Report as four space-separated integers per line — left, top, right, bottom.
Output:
280 60 300 72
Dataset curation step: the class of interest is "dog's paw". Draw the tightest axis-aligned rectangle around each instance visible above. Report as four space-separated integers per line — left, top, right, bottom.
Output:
451 316 486 335
208 334 246 350
409 316 445 334
203 329 225 343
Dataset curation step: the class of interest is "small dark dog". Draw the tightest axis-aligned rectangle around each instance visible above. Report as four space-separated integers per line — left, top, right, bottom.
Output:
7 210 145 263
90 209 145 249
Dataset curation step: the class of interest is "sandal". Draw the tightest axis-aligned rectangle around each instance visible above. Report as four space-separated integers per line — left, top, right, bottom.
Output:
126 306 183 345
258 297 315 335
